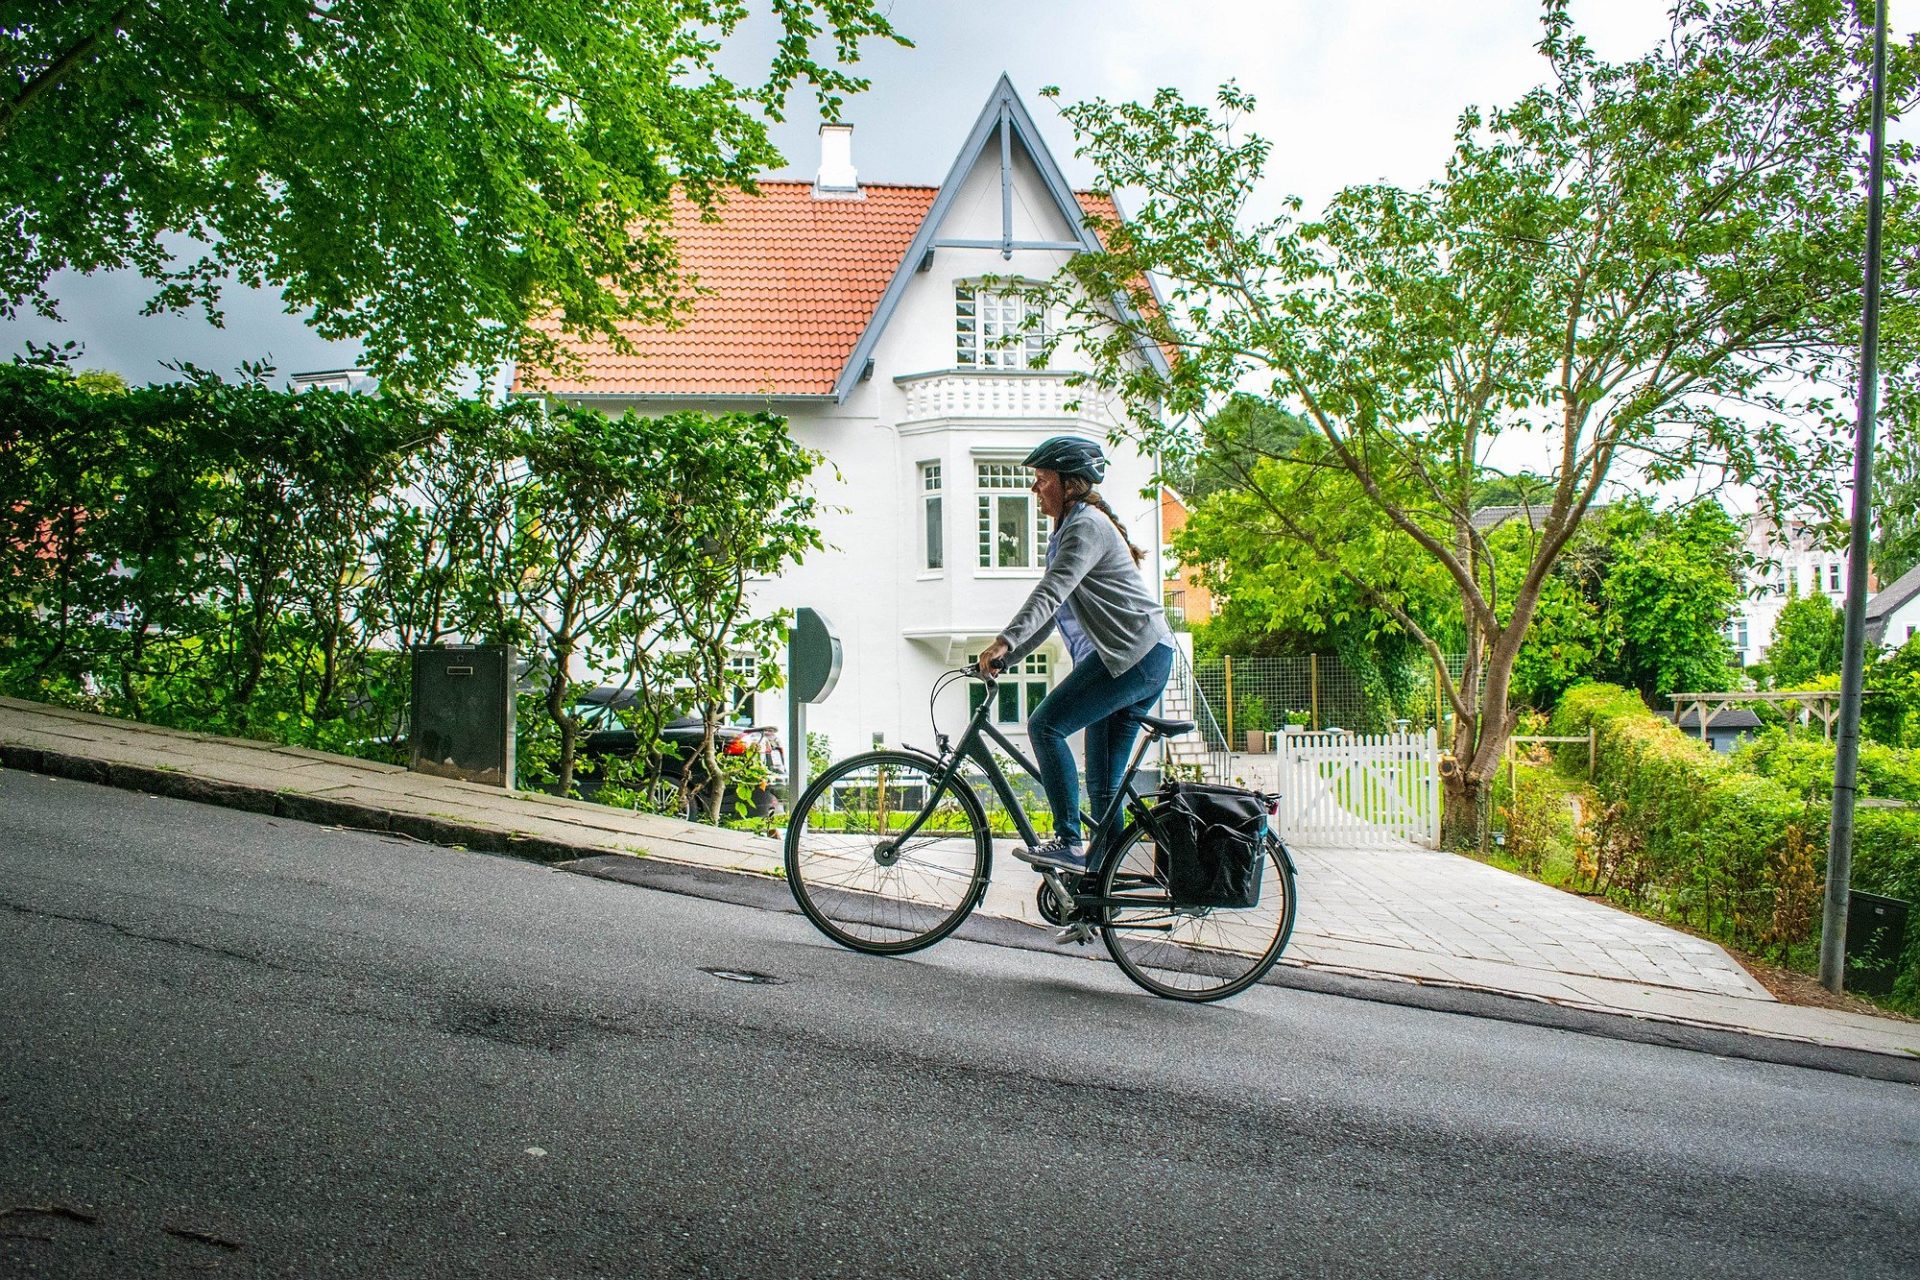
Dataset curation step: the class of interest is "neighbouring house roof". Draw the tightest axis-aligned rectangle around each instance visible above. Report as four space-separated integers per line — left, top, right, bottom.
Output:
1865 562 1920 645
511 75 1162 402
1469 503 1607 532
1470 505 1537 531
1668 707 1764 731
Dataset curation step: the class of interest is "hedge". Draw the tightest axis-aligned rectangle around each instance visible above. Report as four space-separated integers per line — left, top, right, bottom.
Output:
1551 683 1918 1006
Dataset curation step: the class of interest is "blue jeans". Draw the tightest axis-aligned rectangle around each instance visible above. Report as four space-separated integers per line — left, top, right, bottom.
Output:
1027 643 1174 844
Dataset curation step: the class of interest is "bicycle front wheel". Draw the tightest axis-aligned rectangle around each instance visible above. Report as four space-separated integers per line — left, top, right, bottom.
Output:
1098 823 1297 1002
785 751 991 955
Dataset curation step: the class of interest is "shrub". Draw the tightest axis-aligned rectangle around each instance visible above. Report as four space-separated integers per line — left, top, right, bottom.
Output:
0 357 820 828
1494 746 1572 878
1553 682 1920 1006
1733 729 1920 804
1852 808 1920 1006
1552 683 1813 950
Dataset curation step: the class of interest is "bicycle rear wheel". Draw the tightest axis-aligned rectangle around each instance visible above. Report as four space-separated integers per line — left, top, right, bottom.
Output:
785 751 991 955
1097 822 1297 1002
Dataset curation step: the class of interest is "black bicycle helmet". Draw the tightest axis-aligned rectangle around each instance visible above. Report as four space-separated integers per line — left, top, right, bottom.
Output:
1022 435 1108 483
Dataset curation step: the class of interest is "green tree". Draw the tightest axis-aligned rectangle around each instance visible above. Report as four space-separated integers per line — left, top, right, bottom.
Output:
1872 428 1920 581
469 403 677 794
1865 630 1920 745
1768 588 1847 686
0 1 906 391
1595 501 1742 698
1036 0 1919 844
648 410 825 822
1164 394 1309 502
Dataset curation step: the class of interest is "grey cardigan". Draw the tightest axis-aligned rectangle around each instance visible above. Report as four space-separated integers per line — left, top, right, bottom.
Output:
1000 502 1173 677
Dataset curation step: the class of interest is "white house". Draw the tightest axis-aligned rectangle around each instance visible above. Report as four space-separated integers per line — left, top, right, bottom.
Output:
1865 564 1920 651
511 77 1171 759
1729 508 1864 667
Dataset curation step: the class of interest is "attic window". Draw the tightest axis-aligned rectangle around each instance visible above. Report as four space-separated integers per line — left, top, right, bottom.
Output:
955 285 1046 369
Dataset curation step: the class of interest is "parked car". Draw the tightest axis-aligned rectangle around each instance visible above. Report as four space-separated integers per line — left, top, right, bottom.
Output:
569 690 784 819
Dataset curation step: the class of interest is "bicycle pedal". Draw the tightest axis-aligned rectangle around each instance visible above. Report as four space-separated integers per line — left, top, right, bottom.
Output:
1054 921 1096 947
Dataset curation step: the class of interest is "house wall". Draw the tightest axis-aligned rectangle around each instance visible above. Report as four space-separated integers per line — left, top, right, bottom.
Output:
1880 596 1920 651
1159 488 1214 625
1732 511 1867 666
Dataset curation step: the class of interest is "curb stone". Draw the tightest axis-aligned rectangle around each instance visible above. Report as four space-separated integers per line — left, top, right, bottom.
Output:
0 741 575 862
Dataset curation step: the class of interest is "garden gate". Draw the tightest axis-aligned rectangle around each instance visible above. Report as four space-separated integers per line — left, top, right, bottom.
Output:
1273 729 1441 848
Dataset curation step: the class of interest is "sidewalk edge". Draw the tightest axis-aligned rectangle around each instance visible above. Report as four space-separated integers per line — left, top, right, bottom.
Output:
0 742 585 864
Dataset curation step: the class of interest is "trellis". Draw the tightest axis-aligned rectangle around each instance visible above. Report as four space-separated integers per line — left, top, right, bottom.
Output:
1667 690 1854 742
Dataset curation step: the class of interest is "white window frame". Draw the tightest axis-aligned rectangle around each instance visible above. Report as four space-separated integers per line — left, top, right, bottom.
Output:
966 650 1052 725
919 461 944 574
727 653 759 724
955 283 1047 370
975 460 1050 572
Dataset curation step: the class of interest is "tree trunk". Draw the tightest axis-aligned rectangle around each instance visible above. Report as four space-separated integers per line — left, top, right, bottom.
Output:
546 657 576 795
1441 770 1490 850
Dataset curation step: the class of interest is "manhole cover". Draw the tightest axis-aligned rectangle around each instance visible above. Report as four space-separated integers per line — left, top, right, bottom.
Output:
701 967 786 985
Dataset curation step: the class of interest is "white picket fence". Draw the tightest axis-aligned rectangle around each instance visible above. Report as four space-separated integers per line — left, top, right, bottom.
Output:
1272 729 1441 848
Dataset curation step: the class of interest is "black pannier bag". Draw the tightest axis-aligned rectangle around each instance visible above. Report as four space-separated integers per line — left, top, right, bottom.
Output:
1151 781 1270 908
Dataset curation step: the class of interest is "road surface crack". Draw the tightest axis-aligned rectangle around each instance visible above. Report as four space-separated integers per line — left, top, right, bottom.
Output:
2 899 289 972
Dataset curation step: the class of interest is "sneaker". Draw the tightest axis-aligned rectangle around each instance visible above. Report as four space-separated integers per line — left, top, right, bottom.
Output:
1014 837 1088 873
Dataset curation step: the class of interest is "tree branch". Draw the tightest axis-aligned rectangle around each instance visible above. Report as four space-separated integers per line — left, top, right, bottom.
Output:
0 2 135 140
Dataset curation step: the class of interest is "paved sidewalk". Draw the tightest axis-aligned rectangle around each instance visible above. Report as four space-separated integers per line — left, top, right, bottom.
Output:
4 695 1916 1062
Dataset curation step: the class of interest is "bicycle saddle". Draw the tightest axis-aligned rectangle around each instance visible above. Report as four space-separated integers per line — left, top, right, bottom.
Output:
1131 713 1196 739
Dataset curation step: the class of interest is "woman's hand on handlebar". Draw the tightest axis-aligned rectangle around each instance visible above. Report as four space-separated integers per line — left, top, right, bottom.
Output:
976 637 1010 678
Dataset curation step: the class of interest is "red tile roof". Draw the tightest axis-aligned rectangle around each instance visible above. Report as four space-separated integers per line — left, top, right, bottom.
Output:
513 183 1124 399
514 182 936 397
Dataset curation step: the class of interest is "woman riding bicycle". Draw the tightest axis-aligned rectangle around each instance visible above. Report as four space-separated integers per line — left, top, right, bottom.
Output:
976 436 1174 876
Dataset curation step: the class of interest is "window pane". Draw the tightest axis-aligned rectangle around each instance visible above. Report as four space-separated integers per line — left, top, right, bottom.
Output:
997 495 1030 567
1025 681 1048 718
969 682 986 716
977 496 992 567
926 495 943 570
956 287 976 366
997 680 1020 723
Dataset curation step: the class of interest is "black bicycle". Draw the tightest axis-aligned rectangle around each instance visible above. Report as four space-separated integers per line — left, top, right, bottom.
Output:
783 665 1299 1002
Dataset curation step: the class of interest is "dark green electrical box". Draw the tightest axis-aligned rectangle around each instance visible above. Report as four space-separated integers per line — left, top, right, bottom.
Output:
1847 891 1911 998
410 644 515 787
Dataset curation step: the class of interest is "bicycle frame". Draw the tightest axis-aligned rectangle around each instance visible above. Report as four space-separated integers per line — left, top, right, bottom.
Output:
888 671 1166 875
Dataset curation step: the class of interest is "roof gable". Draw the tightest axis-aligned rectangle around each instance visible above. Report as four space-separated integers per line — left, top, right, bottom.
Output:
1867 561 1920 621
832 74 1169 401
1865 560 1920 645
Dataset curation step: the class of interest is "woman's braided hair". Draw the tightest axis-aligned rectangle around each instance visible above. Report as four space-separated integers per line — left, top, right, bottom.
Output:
1062 475 1146 565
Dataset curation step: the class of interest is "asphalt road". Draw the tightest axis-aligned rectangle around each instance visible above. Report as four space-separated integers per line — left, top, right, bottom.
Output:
4 769 1919 1279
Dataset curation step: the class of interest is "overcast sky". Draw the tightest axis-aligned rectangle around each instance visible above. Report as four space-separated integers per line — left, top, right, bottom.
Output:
0 0 1887 397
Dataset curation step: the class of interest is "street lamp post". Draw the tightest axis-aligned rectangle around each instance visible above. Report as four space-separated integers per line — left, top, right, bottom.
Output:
1821 0 1891 994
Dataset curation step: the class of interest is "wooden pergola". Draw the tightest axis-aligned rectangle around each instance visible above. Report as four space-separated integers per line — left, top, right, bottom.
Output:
1667 691 1857 742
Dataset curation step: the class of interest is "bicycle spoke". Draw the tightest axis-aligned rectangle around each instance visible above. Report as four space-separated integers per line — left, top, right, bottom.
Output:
785 752 991 955
1099 828 1296 1001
